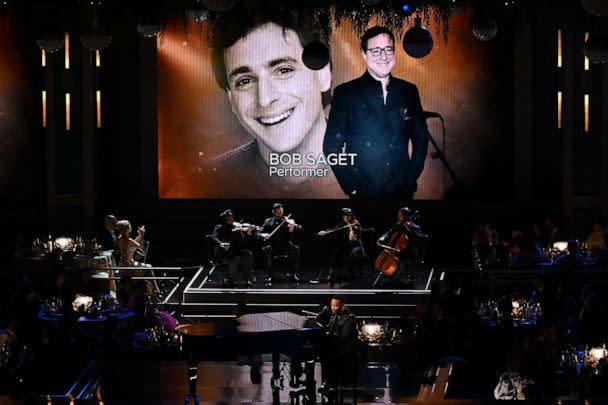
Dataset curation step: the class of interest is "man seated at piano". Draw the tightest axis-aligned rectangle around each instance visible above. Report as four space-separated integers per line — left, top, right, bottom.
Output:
316 295 357 390
257 203 302 284
209 209 255 287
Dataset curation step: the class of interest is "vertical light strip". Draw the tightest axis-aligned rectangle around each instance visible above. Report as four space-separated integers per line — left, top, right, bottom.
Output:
584 32 589 71
584 94 589 133
65 93 71 131
42 91 47 128
96 90 102 128
64 33 70 70
557 29 562 68
41 49 46 67
96 50 101 67
557 91 562 129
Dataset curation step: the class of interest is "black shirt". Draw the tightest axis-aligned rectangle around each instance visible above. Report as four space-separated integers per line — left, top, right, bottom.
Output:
324 71 430 197
210 223 251 255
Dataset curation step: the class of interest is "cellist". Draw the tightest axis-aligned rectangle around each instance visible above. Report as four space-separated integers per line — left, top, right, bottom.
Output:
376 207 425 278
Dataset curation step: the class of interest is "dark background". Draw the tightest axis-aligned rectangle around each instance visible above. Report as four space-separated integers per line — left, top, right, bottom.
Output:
1 0 606 267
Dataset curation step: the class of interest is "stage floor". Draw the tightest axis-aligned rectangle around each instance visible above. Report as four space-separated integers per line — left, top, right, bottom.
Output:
99 360 422 404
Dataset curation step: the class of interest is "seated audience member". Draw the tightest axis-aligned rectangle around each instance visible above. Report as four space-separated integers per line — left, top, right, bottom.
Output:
509 238 540 269
554 240 584 272
128 280 156 329
116 220 145 267
597 231 608 267
99 214 118 252
586 218 607 253
472 222 501 266
578 284 605 345
117 274 133 307
0 318 19 357
128 280 178 333
542 216 565 249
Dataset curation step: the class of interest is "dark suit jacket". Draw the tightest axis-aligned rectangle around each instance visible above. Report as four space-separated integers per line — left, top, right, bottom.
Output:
316 306 357 359
324 71 430 198
99 228 117 251
210 223 251 257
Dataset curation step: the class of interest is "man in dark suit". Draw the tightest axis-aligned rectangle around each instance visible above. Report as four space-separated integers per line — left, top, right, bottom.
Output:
316 295 357 389
324 26 430 199
99 214 117 251
209 210 255 287
257 203 302 284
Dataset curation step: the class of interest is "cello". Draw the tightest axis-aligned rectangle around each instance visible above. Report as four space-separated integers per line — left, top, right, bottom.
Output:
374 224 409 276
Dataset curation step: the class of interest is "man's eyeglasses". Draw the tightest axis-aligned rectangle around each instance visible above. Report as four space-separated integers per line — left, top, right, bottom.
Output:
367 46 395 57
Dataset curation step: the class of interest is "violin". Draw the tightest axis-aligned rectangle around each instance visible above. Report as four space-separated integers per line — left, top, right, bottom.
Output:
231 221 262 233
263 213 301 240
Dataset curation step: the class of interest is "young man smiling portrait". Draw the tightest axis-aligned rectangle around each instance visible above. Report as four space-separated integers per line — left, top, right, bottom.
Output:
207 2 345 198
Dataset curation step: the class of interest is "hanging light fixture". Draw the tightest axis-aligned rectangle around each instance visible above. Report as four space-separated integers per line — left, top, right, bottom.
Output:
472 14 498 41
584 34 608 64
186 0 209 23
302 39 330 70
80 0 112 51
403 17 433 58
581 0 608 16
34 2 66 53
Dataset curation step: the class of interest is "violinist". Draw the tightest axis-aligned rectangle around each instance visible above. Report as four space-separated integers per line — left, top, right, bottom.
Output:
317 208 366 283
209 209 254 287
257 203 302 284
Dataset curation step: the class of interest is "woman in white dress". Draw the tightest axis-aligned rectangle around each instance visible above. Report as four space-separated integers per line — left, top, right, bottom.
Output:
116 220 145 267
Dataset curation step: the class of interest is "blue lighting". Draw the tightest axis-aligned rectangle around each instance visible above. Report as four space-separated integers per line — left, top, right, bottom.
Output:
401 4 411 12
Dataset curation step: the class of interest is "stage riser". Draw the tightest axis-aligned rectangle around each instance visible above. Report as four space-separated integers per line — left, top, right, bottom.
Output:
182 289 428 305
175 302 417 318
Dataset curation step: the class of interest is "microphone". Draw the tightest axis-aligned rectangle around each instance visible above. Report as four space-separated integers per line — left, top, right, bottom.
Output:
401 108 441 119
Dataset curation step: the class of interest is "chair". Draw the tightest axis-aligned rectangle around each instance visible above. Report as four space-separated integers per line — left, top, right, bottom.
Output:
263 245 299 284
133 241 150 264
204 235 231 287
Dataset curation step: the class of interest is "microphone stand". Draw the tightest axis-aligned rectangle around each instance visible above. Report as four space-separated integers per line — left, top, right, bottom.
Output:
424 114 462 197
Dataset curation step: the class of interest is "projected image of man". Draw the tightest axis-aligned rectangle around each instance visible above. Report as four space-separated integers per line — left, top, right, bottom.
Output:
324 26 430 199
209 4 345 198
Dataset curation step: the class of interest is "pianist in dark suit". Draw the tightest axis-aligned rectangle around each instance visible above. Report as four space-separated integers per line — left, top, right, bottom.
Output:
316 295 357 388
209 210 254 287
323 26 430 199
99 214 117 251
257 203 302 284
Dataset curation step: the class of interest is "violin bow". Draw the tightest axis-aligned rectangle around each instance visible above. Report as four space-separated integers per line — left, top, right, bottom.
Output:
266 213 292 240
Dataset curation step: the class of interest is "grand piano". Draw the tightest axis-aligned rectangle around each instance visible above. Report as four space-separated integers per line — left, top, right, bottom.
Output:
177 312 323 404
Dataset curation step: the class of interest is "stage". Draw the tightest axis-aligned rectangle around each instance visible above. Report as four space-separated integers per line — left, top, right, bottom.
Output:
152 264 434 321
